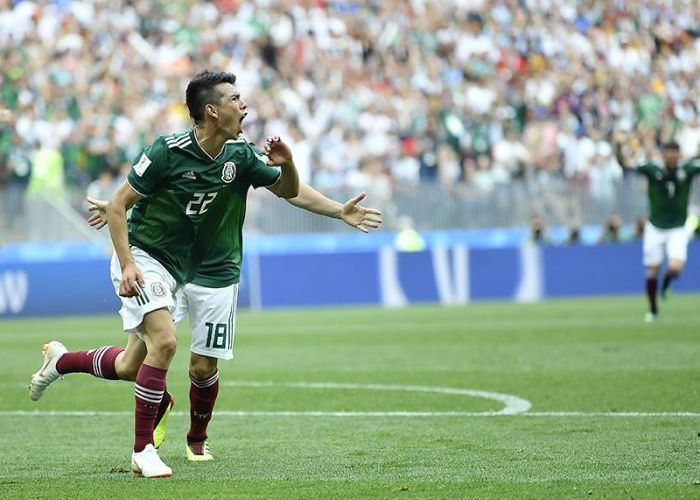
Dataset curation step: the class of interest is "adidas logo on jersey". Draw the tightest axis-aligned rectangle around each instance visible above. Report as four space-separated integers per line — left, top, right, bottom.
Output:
182 171 197 180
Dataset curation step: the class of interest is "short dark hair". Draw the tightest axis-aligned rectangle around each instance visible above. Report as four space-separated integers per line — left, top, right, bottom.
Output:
662 141 680 151
185 70 237 123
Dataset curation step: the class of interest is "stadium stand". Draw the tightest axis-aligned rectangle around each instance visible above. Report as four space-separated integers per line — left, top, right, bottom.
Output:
1 0 700 239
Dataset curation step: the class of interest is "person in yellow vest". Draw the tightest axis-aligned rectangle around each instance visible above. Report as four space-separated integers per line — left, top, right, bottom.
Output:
395 215 426 252
28 138 65 200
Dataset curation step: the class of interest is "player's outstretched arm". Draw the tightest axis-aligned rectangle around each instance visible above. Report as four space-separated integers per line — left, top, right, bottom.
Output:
286 183 383 233
107 181 144 298
263 136 300 199
613 135 631 170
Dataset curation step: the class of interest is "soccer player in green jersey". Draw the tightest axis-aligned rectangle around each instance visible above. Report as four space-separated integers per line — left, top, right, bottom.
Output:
615 138 700 322
28 71 303 477
80 184 381 462
28 70 382 477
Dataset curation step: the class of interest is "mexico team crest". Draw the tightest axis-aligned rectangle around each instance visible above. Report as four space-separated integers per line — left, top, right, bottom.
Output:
151 282 166 298
222 161 236 183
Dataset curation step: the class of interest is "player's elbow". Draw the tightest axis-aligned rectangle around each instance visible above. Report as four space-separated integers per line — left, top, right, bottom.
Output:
273 180 299 199
285 195 304 209
280 183 299 199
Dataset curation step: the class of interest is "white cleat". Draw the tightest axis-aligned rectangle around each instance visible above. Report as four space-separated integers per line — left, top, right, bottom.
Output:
28 341 67 401
644 312 658 323
132 444 173 478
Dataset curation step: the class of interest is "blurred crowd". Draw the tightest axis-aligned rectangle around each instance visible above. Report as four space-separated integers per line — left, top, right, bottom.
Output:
1 0 700 231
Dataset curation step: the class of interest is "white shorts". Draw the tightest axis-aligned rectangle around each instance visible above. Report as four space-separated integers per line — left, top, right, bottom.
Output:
173 282 238 360
110 247 179 337
643 222 690 266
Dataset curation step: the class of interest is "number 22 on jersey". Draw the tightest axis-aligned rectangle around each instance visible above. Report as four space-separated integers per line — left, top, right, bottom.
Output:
186 192 218 216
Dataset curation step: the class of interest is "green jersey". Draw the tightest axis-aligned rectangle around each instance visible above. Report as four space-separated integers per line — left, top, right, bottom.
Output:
127 130 280 287
636 159 700 229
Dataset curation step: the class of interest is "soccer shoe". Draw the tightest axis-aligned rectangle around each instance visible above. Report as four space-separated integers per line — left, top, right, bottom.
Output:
644 312 658 323
131 444 173 478
153 393 174 449
28 341 68 401
186 440 214 462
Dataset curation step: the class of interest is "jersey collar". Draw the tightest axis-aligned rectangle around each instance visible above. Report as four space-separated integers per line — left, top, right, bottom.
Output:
191 128 226 162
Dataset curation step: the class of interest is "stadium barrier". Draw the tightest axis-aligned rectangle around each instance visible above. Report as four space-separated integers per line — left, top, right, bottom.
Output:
1 235 699 318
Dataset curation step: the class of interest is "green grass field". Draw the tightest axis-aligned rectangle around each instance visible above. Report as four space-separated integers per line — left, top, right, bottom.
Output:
1 296 699 499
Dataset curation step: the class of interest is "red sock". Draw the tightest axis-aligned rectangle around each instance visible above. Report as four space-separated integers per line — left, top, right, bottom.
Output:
134 364 167 452
187 371 219 443
55 347 124 380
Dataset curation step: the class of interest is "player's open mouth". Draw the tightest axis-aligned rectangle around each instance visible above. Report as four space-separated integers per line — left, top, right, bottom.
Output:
240 112 247 124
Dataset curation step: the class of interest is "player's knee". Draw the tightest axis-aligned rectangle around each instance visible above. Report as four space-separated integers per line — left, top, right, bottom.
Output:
146 327 177 360
646 266 660 278
189 365 216 380
668 263 684 274
157 335 177 359
141 310 178 361
189 356 217 380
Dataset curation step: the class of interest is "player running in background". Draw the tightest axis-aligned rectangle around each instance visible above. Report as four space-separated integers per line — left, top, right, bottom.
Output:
28 70 301 478
615 136 700 322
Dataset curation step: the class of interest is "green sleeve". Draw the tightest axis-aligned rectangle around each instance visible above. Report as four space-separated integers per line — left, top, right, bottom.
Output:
126 137 169 196
247 143 281 189
635 163 655 177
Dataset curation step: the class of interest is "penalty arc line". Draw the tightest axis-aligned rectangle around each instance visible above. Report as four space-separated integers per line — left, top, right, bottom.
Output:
221 381 533 415
7 381 698 417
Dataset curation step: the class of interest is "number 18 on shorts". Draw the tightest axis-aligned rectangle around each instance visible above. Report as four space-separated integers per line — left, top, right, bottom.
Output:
174 283 238 360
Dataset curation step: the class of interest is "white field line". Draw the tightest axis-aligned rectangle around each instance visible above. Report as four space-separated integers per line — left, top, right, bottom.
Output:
0 410 699 418
522 412 700 417
222 381 532 415
4 381 697 417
